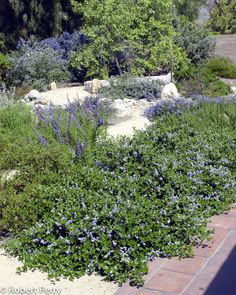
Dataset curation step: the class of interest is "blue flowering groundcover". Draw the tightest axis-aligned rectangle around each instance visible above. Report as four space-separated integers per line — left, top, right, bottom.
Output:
1 97 236 286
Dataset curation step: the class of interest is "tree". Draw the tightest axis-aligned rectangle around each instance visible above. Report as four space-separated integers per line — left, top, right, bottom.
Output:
208 0 236 34
173 0 205 21
0 0 81 49
70 0 189 79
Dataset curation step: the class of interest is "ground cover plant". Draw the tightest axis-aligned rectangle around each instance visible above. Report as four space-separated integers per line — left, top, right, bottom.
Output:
98 77 162 101
176 64 233 97
0 96 235 286
206 57 236 79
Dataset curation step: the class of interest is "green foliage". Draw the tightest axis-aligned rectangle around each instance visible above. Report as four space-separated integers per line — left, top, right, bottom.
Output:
1 99 236 285
0 53 11 83
175 18 215 64
70 0 189 79
0 0 81 49
208 0 236 34
206 57 236 79
177 64 232 97
7 39 71 91
173 0 204 21
98 77 162 101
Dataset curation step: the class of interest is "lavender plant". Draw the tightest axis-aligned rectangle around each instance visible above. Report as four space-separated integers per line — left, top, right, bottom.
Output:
34 97 114 160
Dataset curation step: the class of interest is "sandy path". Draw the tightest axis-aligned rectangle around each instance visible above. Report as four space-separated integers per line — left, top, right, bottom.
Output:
108 110 151 137
40 86 151 137
0 249 118 295
40 86 90 106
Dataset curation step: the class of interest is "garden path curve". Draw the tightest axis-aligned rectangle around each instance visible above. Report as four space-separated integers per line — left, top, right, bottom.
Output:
40 86 151 137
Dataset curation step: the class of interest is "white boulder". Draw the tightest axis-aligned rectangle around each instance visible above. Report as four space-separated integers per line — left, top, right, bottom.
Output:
147 73 172 85
84 79 111 94
133 73 172 85
1 169 19 182
113 99 130 118
50 82 57 90
161 83 180 99
27 89 41 101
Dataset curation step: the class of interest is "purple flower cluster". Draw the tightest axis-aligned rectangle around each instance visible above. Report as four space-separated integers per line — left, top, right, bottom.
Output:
34 97 113 158
144 95 236 121
42 31 87 59
9 38 70 90
9 31 88 89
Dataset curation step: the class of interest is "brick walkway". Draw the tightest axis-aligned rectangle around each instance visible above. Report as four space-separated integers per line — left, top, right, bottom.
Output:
114 206 236 295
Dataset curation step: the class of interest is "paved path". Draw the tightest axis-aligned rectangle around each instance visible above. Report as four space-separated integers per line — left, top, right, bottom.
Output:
215 34 236 64
115 205 236 295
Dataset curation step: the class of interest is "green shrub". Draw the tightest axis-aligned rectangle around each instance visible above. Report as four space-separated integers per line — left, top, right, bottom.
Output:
206 57 236 79
175 18 215 64
70 0 189 79
0 104 33 134
98 77 162 101
177 64 232 97
208 0 236 34
0 53 11 84
2 99 236 286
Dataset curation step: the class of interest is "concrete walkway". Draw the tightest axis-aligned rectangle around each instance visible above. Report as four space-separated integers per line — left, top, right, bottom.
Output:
115 205 236 295
215 34 236 64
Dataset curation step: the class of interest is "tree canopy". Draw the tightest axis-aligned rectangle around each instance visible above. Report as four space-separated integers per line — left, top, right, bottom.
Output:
0 0 81 49
70 0 189 79
208 0 236 34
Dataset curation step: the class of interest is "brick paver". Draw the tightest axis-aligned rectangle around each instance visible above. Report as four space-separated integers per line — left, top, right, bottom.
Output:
114 206 236 295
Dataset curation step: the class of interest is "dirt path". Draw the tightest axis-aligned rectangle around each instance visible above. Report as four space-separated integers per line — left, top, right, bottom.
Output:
108 109 151 137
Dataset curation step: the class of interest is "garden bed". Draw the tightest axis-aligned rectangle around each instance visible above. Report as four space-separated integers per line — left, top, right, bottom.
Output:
0 96 235 287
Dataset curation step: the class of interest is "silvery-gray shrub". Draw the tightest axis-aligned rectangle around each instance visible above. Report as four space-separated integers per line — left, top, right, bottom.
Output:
8 38 71 91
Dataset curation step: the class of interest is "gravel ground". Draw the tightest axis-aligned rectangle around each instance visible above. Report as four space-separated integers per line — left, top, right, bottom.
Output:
0 249 118 295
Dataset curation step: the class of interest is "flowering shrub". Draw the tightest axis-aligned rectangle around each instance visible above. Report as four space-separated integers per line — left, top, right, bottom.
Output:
144 96 236 121
2 98 236 286
7 30 87 91
43 31 87 59
42 31 88 82
34 97 114 160
7 38 71 91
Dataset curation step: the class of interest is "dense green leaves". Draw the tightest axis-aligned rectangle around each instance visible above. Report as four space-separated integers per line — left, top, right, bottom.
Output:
206 57 236 79
1 99 236 285
173 0 204 21
70 0 189 79
208 0 236 34
0 0 80 49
